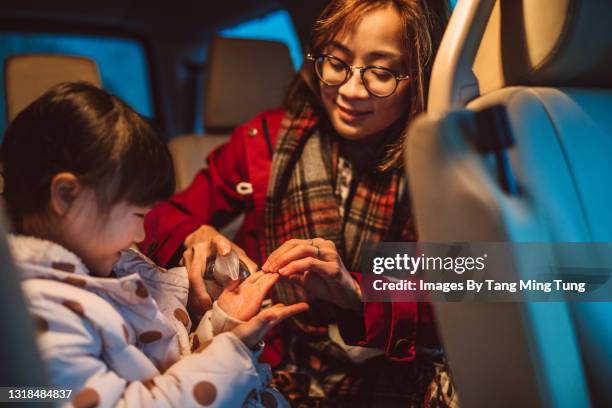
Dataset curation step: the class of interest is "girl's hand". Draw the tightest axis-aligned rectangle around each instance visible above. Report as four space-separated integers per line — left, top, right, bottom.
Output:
182 225 258 318
262 238 362 310
217 271 279 322
232 303 309 349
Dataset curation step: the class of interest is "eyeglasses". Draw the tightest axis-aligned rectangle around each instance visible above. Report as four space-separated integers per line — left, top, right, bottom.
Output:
306 53 409 98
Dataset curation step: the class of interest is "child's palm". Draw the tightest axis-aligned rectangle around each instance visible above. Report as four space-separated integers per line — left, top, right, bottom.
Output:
218 271 279 321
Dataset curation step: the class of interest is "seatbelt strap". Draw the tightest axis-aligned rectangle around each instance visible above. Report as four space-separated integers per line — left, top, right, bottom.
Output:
472 105 518 195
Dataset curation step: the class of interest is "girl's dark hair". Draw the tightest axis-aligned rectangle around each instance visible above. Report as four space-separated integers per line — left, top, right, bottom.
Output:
284 0 450 171
1 81 175 230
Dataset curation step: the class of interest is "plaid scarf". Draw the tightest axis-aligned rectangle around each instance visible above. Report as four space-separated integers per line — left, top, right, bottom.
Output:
265 109 416 305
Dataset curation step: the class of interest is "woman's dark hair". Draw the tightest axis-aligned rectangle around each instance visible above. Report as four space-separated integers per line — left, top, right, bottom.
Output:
1 81 175 230
284 0 450 171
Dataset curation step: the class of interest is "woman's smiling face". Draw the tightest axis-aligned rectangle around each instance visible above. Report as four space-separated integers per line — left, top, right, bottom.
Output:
319 5 410 141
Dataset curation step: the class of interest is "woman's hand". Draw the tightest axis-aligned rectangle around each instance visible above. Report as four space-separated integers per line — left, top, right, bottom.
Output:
262 238 362 310
182 225 258 318
232 303 309 349
217 271 279 322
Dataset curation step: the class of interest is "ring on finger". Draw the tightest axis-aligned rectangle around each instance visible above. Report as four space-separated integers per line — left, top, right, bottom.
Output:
315 245 321 259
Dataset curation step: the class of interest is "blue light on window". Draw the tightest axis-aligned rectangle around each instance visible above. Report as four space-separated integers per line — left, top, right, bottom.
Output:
219 9 303 69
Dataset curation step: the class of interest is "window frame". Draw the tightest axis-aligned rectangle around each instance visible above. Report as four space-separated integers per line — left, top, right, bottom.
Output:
0 17 167 137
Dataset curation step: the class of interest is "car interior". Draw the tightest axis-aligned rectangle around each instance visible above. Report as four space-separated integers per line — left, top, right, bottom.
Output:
1 0 611 406
406 0 611 406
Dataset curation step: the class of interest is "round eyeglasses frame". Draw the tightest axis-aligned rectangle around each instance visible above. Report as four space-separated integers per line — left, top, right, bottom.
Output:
306 53 409 98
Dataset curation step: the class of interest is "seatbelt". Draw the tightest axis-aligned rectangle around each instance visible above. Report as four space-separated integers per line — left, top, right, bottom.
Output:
471 105 518 195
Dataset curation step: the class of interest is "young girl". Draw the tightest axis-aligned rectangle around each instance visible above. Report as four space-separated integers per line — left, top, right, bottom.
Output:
1 82 307 407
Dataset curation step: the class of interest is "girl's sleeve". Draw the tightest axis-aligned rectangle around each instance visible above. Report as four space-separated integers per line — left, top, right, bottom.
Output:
140 125 250 268
32 299 265 407
192 301 244 343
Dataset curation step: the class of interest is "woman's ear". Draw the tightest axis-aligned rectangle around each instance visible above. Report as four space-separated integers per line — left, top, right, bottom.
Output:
49 173 81 216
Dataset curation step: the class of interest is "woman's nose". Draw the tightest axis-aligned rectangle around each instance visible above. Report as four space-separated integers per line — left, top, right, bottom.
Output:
338 70 369 100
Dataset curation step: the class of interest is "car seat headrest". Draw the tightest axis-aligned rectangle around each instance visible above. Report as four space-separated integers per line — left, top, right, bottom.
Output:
5 54 101 122
474 0 612 94
203 37 295 132
500 0 612 87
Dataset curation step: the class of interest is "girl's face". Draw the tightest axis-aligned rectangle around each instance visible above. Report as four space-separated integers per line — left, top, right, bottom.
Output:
60 190 150 277
319 6 410 141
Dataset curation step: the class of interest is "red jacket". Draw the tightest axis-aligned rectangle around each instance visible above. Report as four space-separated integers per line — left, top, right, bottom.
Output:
141 108 439 363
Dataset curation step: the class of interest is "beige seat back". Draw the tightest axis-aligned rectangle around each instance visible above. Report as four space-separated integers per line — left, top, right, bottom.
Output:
2 54 101 193
167 134 228 190
170 37 294 192
169 37 294 239
406 0 612 406
5 54 101 122
203 36 295 133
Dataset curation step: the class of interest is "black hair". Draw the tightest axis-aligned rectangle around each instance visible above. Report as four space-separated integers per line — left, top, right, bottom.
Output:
1 81 175 231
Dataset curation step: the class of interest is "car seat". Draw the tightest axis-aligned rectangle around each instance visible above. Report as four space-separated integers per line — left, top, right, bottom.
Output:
405 0 611 406
4 54 101 122
168 37 294 192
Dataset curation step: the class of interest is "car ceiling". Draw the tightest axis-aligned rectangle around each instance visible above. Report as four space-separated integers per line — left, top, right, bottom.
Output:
0 0 328 43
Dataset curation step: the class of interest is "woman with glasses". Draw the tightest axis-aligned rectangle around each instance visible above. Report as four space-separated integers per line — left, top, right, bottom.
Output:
142 0 453 406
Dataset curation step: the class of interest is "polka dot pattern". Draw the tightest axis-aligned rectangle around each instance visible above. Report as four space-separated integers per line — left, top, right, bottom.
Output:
192 334 201 351
32 314 49 334
51 262 75 273
122 325 130 342
72 388 100 408
62 300 85 317
174 308 190 327
135 281 149 298
193 381 217 406
139 331 162 343
63 275 87 287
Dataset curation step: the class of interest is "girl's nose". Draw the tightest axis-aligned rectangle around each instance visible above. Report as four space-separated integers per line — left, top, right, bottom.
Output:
338 70 369 100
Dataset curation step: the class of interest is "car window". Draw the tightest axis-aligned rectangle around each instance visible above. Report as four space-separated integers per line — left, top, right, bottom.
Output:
219 9 303 69
0 32 153 135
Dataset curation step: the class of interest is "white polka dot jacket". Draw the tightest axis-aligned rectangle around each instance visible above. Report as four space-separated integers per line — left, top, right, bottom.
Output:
9 235 288 408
